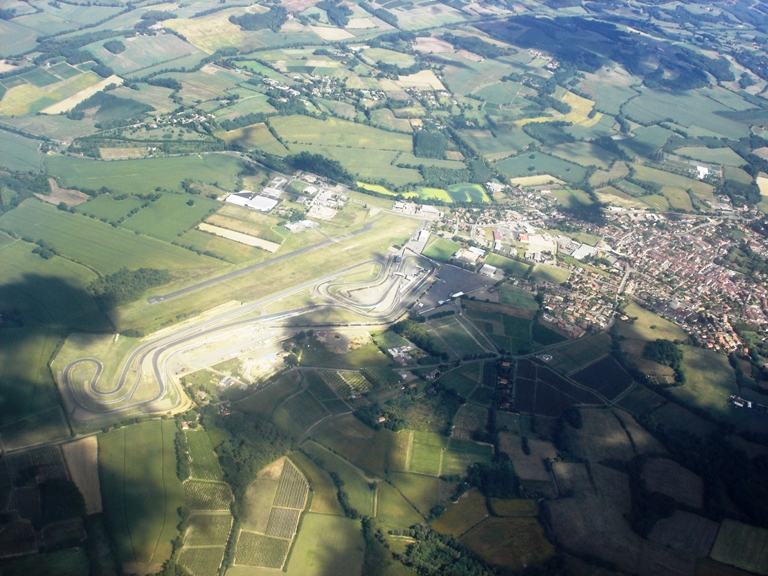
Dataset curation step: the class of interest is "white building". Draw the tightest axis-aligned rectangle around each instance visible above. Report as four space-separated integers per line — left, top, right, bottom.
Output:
226 193 278 212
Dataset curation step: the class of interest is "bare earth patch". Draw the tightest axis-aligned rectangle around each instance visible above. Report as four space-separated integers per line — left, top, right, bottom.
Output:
414 37 454 54
310 26 355 41
35 178 90 208
62 436 102 514
198 223 280 252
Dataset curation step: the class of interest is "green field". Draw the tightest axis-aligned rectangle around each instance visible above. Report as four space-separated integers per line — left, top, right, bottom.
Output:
0 129 43 172
618 302 687 342
460 128 534 161
442 438 493 476
485 254 530 278
498 284 538 309
429 316 488 358
668 346 737 421
289 452 345 516
119 193 220 242
99 420 184 570
496 153 589 185
422 237 460 263
44 154 242 195
272 390 331 437
75 194 146 221
409 431 447 476
270 115 412 152
278 513 364 576
376 481 423 528
530 264 570 284
219 123 289 156
390 472 445 517
0 199 222 275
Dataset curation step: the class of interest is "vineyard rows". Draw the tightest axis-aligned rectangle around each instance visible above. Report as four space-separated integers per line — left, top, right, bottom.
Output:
185 481 233 511
185 430 224 481
266 507 301 539
178 546 226 576
184 513 233 547
272 461 309 509
236 532 290 568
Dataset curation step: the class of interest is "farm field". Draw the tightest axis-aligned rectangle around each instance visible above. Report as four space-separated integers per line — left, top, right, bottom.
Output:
431 488 488 537
710 520 768 575
119 194 220 242
0 199 222 275
462 517 556 572
496 153 589 185
99 420 184 573
668 346 737 421
43 154 242 195
0 129 43 172
485 254 530 278
270 115 412 152
422 237 460 263
186 430 224 481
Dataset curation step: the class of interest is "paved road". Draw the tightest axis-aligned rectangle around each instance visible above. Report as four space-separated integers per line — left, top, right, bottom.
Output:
148 223 373 303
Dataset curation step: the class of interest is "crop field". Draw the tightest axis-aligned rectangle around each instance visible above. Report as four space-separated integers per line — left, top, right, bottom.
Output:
431 488 488 537
265 507 302 539
462 517 556 572
273 460 309 509
567 409 635 463
422 237 460 262
96 34 202 75
408 431 446 476
466 308 532 355
446 183 489 203
648 511 718 557
0 71 100 116
647 402 716 437
302 442 374 516
438 370 479 400
178 546 225 576
642 458 703 509
498 284 538 309
318 370 371 400
451 403 489 440
75 194 145 221
370 108 413 132
617 385 667 418
44 154 242 195
489 498 538 518
291 143 420 186
571 356 633 401
185 481 233 511
186 430 224 481
184 514 233 547
549 141 614 169
376 481 423 528
496 153 589 185
429 316 487 357
312 415 395 477
289 452 343 516
460 128 534 161
624 89 749 139
120 194 219 242
514 360 603 418
270 115 412 151
631 163 714 199
439 55 512 96
389 472 448 517
99 420 184 571
235 532 290 568
0 199 221 275
710 520 768 575
674 146 745 167
219 123 289 156
441 438 493 477
278 513 365 576
272 390 330 437
0 129 43 172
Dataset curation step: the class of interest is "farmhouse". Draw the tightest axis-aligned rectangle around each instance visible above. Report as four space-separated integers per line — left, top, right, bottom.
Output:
226 193 279 213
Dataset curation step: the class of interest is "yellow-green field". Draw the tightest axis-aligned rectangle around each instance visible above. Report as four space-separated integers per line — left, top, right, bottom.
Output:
0 71 101 116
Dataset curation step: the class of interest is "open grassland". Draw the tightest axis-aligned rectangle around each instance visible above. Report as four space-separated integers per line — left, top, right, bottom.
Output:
0 71 100 116
0 199 222 275
99 420 183 572
218 123 289 156
61 436 102 515
0 128 43 172
431 488 488 537
618 302 687 342
669 346 737 421
462 517 556 572
710 520 768 575
498 285 537 309
270 115 412 151
390 473 448 518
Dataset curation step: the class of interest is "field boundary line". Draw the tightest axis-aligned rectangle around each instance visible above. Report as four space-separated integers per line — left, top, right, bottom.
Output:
148 420 169 567
405 431 414 472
